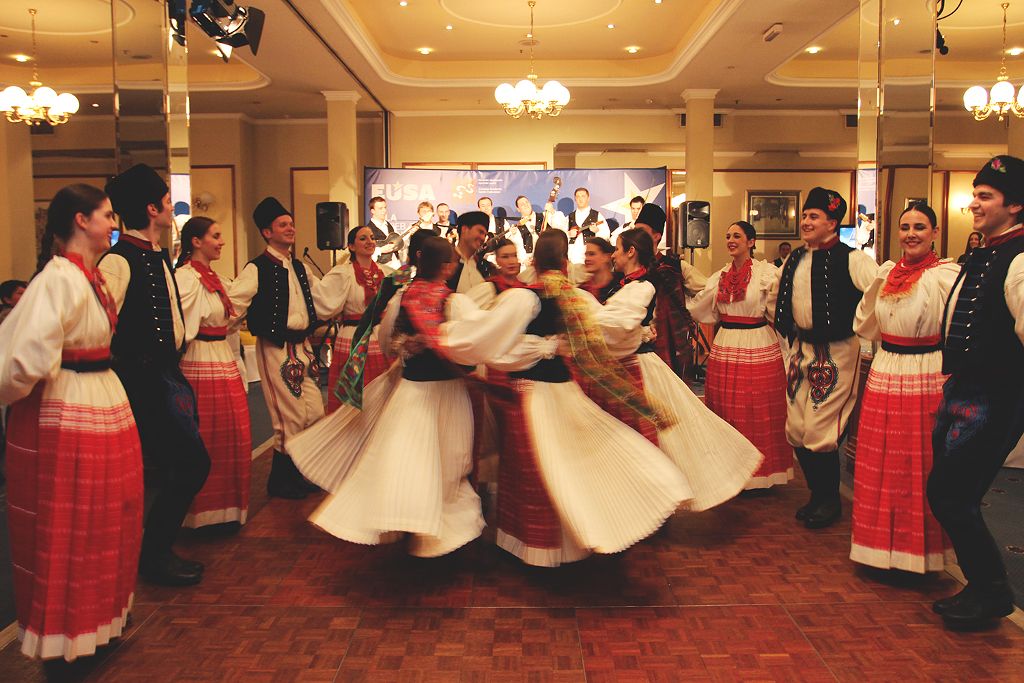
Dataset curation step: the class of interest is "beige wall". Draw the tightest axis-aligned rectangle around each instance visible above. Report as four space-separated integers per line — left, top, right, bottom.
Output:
0 124 36 281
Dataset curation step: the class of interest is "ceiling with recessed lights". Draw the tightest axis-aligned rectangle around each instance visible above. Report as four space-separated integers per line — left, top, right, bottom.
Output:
0 0 1018 118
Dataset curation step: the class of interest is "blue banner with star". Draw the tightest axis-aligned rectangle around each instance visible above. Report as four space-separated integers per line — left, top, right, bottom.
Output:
363 167 668 232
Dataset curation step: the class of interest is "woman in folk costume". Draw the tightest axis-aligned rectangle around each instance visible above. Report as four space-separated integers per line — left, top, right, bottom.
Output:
850 203 958 573
291 236 536 556
325 225 393 414
466 238 526 307
688 221 792 490
487 230 691 566
579 236 617 302
1 185 143 662
587 228 763 511
174 217 252 529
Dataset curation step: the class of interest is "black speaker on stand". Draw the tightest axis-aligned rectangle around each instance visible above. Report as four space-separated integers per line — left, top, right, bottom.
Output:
315 201 349 251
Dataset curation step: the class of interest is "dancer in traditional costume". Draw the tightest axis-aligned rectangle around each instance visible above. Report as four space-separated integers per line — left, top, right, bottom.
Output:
1 185 143 661
466 238 525 307
585 228 763 511
325 225 393 414
633 204 706 379
100 164 209 586
487 231 690 566
291 237 533 556
930 156 1024 627
579 237 616 302
771 187 878 529
849 203 957 573
174 217 252 529
688 221 792 490
229 196 358 499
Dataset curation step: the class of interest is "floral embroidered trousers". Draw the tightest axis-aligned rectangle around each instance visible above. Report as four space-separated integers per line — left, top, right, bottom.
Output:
784 335 861 453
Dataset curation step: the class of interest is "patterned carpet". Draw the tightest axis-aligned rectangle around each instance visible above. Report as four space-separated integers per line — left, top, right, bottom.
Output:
2 449 1023 682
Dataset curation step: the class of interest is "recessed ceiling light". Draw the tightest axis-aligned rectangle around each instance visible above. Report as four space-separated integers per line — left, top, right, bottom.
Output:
805 46 822 54
654 0 662 4
13 54 30 62
626 46 640 54
399 1 407 6
445 24 453 30
526 32 533 38
418 47 433 55
1009 47 1024 56
892 17 901 26
607 24 615 29
91 103 99 108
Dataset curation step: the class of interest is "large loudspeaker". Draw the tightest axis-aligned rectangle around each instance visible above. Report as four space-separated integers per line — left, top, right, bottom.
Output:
315 201 349 250
682 200 710 249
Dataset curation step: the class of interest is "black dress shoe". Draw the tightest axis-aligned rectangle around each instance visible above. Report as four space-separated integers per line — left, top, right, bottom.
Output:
268 451 310 499
140 553 202 587
942 583 1015 626
268 478 309 499
795 498 815 521
804 498 842 529
933 584 975 615
170 551 204 575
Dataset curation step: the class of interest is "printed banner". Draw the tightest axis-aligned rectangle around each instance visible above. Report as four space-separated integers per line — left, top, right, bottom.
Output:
363 167 669 232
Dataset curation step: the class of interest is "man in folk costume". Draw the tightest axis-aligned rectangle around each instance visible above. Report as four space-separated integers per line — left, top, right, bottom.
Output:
230 197 354 499
566 187 609 264
447 210 496 292
772 187 878 529
100 164 211 587
368 196 399 268
930 155 1024 627
633 203 707 379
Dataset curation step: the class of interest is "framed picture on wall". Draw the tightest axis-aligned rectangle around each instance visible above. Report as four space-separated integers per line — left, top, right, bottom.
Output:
746 190 800 237
905 197 927 208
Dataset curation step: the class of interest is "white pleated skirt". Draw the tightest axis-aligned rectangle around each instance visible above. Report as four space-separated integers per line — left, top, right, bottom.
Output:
515 380 692 555
637 352 764 511
294 366 484 557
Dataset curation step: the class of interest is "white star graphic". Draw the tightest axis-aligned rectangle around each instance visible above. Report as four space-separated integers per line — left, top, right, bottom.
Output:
600 174 667 219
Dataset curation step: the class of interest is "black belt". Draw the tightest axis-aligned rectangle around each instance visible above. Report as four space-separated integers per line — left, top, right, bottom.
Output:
196 332 226 342
720 319 767 330
61 359 112 373
881 341 942 355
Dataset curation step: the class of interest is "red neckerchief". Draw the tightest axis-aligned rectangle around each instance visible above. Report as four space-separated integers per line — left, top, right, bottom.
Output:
581 272 612 300
881 252 939 298
352 257 384 306
986 225 1024 248
402 278 453 361
717 258 753 304
117 233 158 251
262 248 287 265
63 252 118 331
814 234 840 251
188 259 236 317
620 266 648 287
488 274 526 293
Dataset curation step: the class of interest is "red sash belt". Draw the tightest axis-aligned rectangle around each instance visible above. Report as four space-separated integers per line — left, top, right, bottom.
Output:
197 325 228 342
61 347 112 372
719 315 767 330
880 333 942 355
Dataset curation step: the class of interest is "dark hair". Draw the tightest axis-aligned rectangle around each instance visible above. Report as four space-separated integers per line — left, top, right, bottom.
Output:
533 230 568 272
899 202 938 230
0 279 27 302
407 228 435 269
369 196 386 210
585 236 614 254
347 224 374 248
618 228 656 268
416 236 454 280
515 195 530 207
731 220 756 241
477 196 493 206
573 187 589 197
629 195 644 206
417 201 434 213
38 184 108 274
964 230 984 253
175 216 217 268
494 238 516 254
778 241 792 249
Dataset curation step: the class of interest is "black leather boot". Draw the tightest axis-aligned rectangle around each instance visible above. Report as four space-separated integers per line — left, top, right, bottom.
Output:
941 581 1015 626
139 549 202 587
267 450 308 499
933 583 976 615
793 448 817 521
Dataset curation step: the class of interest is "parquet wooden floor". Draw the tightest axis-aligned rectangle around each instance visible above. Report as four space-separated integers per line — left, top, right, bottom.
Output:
3 451 1023 682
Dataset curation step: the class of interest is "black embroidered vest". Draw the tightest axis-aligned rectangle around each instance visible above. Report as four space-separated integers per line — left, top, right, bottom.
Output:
518 215 539 253
446 255 495 292
510 289 571 383
246 252 318 347
568 208 600 244
775 241 862 343
942 232 1024 384
104 239 183 366
395 295 471 382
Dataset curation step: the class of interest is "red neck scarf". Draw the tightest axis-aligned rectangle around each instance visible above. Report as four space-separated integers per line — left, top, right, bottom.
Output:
717 258 753 304
188 260 235 317
881 252 939 298
986 225 1024 248
352 257 384 306
117 233 158 251
620 266 648 288
63 252 118 331
489 274 526 293
402 278 453 361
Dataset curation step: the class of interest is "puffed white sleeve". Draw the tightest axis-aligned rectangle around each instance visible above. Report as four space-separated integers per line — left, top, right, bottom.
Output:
586 282 649 357
311 260 356 320
465 281 498 309
0 266 80 404
850 249 880 292
766 264 782 323
1005 253 1024 345
487 335 561 372
853 260 895 342
442 288 540 365
687 269 722 325
174 267 203 344
933 260 962 305
545 211 568 231
97 252 130 313
594 212 610 240
227 262 259 322
681 261 708 296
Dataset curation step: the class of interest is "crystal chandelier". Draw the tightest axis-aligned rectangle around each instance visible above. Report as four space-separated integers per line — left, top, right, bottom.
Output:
494 1 570 119
963 3 1024 122
0 9 80 127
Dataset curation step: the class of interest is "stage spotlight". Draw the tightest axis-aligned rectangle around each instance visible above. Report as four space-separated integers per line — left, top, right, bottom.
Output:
190 0 265 57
